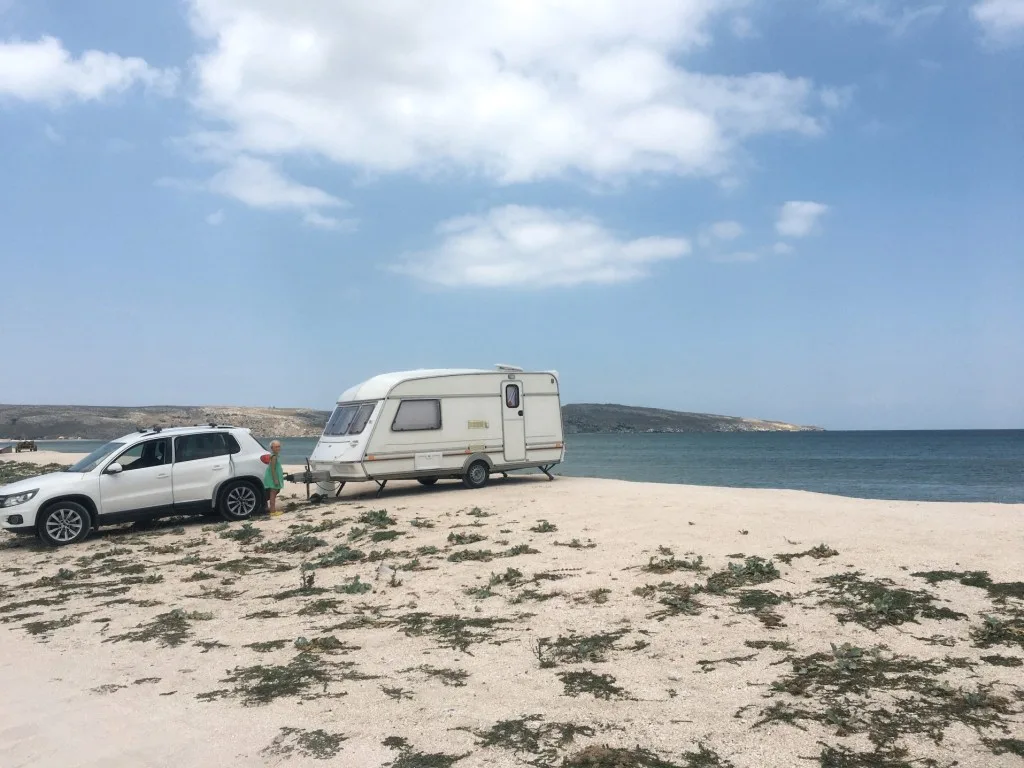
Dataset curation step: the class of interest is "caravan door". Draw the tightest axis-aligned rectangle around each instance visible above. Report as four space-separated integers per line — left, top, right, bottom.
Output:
501 380 526 462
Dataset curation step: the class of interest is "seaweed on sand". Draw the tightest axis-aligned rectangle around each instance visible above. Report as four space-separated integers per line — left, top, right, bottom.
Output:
755 642 1019 757
448 532 487 546
358 509 397 527
382 736 469 768
633 582 703 620
642 550 706 575
734 589 790 629
104 608 213 648
262 727 347 760
206 651 376 705
812 572 966 629
395 612 514 653
255 534 327 554
309 544 366 568
563 744 734 768
557 669 630 700
400 665 469 687
774 544 839 565
533 630 628 667
971 614 1024 649
704 557 779 593
472 714 594 764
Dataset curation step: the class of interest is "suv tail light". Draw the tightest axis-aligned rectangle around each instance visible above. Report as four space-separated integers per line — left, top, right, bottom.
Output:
260 454 271 464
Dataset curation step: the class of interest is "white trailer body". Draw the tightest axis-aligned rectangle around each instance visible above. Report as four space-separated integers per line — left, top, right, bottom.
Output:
304 366 564 494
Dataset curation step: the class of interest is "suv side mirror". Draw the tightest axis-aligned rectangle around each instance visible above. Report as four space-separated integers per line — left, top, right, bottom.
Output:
106 462 123 475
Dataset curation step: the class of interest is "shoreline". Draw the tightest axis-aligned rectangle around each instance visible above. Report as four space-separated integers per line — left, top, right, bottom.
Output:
3 449 1023 507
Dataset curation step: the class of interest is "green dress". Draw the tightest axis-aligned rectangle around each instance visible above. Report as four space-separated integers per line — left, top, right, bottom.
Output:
264 455 285 491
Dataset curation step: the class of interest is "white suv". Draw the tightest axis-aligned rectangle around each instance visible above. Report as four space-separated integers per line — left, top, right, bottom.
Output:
0 425 272 546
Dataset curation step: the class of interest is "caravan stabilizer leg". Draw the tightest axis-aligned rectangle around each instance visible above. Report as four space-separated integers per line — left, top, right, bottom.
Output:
375 480 388 498
539 465 555 481
335 481 346 498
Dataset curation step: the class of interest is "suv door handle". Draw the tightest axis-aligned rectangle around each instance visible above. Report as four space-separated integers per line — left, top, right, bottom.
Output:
212 464 224 470
156 473 170 479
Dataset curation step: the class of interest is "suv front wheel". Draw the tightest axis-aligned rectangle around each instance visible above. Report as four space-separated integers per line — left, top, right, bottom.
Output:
37 501 91 547
219 481 261 521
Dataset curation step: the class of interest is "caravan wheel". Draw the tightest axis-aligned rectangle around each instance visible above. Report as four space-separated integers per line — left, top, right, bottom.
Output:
417 477 438 486
462 461 489 490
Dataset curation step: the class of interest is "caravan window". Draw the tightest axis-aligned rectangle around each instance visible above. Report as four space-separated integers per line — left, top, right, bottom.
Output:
324 403 376 436
349 403 375 435
505 384 520 408
391 399 441 431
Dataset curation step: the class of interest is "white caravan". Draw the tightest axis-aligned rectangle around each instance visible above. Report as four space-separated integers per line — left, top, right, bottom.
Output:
293 366 565 496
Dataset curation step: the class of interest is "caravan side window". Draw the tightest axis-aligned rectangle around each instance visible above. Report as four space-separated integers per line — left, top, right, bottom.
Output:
391 399 441 432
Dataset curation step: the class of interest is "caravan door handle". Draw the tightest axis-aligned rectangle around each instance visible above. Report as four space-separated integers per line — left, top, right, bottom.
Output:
517 410 523 416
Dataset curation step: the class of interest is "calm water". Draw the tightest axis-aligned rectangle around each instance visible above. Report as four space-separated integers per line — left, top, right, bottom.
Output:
18 430 1023 504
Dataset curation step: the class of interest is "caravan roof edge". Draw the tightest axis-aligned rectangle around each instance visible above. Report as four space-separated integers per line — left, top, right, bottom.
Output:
337 368 559 402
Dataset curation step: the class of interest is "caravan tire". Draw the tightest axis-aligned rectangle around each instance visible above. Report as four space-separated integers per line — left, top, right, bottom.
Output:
417 477 438 486
462 461 489 490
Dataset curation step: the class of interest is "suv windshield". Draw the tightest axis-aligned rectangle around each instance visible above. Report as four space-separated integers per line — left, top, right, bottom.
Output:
324 403 376 437
66 441 124 473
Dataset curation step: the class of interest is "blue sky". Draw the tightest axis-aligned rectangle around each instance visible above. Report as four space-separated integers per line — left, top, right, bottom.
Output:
1 0 1021 430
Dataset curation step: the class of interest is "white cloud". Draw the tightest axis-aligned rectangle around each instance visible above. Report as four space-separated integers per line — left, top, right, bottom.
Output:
208 155 346 211
773 242 795 255
184 1 833 185
393 205 690 288
972 0 1024 42
776 201 829 238
160 155 349 227
699 219 744 248
708 220 744 241
303 211 358 232
0 35 176 104
823 1 944 35
206 210 225 226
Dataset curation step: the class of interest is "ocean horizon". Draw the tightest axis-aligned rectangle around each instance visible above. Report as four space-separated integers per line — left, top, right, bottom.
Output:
8 429 1023 505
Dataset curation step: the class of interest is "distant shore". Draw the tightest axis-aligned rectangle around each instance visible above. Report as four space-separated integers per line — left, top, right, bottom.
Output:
0 401 822 441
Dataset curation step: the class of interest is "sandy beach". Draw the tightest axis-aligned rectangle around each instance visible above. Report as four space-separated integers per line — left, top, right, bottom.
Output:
1 451 1021 767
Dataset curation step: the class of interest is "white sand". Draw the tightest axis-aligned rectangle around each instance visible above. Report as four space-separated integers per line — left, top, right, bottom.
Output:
1 456 1022 767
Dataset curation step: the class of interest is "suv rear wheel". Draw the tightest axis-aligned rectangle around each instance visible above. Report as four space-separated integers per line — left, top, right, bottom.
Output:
37 501 91 547
219 481 261 521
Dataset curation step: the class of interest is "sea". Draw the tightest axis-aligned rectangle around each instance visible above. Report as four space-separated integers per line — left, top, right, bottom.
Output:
14 430 1024 504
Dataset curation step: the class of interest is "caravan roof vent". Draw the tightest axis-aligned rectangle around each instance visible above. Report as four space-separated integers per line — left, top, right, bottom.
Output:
494 363 524 372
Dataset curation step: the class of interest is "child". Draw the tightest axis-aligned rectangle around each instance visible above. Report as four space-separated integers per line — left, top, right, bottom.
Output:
264 440 285 517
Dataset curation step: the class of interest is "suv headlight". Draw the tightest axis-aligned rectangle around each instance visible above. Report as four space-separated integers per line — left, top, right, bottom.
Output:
1 490 38 508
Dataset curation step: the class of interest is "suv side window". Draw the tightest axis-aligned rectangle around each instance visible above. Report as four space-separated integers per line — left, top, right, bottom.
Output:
174 432 237 463
114 438 170 472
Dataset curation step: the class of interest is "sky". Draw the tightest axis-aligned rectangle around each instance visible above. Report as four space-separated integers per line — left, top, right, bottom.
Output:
0 0 1022 431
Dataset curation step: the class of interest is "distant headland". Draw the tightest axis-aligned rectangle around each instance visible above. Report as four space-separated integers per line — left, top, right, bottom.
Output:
0 403 821 440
